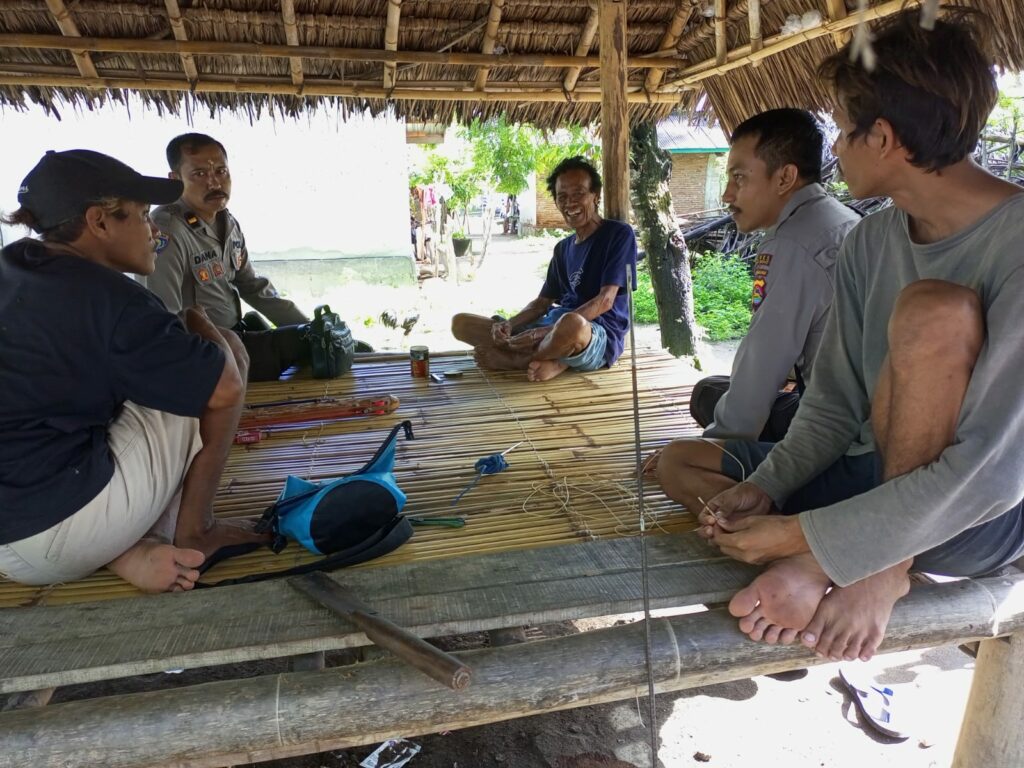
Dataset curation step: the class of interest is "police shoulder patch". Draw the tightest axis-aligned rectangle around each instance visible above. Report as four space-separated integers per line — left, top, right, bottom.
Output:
155 232 170 254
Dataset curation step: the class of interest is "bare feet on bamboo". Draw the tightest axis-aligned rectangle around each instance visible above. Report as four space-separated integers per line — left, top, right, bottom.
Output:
800 560 912 662
473 346 530 371
175 517 270 560
107 539 205 593
728 552 832 644
527 359 569 382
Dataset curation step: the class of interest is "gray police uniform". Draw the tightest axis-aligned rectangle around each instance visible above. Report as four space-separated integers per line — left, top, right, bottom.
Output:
147 202 307 329
146 202 310 380
696 183 862 440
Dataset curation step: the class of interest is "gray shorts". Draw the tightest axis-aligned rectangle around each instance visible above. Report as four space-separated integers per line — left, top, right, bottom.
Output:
721 440 1024 578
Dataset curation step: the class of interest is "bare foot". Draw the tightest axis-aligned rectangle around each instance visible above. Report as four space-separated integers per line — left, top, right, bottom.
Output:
527 359 569 382
728 552 832 643
474 346 530 371
107 540 206 593
800 560 912 662
175 517 270 560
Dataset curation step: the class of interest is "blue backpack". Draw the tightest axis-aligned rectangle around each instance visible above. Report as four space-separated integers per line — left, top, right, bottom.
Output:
199 420 414 586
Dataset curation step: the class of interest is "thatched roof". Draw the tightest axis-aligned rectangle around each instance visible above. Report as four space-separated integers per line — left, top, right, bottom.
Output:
0 1 1021 130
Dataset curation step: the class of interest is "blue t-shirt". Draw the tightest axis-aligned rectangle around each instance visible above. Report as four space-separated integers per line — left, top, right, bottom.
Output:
0 239 226 544
540 219 638 367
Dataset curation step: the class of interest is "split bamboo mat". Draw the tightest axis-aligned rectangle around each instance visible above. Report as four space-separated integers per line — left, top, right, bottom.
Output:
0 348 702 608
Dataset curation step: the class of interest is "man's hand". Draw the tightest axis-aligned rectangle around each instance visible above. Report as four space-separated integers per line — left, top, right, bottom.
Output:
711 514 809 564
491 320 513 346
642 448 662 476
506 326 550 352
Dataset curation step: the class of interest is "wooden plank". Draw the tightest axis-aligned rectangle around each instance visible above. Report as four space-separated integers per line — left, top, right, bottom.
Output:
473 0 505 91
643 0 692 92
163 0 199 84
382 0 401 90
280 0 303 88
3 576 1023 768
0 533 755 694
43 0 98 79
599 0 629 222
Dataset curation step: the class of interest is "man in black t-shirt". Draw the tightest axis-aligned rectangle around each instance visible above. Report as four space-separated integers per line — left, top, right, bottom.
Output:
0 150 267 593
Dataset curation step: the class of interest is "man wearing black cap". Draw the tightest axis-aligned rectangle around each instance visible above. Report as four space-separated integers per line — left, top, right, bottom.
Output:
0 149 266 593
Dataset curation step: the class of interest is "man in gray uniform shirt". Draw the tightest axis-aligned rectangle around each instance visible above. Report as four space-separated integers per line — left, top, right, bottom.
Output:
685 8 1024 664
146 133 310 380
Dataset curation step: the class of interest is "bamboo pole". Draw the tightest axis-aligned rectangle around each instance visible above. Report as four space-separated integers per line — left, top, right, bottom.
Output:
163 0 199 84
748 0 762 55
473 0 505 91
599 0 629 222
0 33 682 71
665 0 919 88
382 0 401 91
280 0 303 88
3 577 1023 767
824 0 850 49
643 0 692 92
43 0 98 80
714 0 727 65
0 72 682 103
562 0 600 93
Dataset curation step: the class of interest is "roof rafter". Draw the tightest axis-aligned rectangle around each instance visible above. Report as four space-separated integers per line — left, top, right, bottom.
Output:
748 0 762 54
43 0 97 79
643 0 692 92
281 0 303 88
382 0 400 90
162 0 198 85
824 0 851 49
473 0 505 91
714 0 727 65
562 0 599 93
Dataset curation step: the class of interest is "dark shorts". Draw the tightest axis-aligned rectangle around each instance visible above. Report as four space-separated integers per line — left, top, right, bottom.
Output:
690 375 799 442
721 440 1024 578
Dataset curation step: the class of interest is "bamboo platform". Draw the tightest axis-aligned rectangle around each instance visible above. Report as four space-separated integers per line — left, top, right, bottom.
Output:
0 348 702 608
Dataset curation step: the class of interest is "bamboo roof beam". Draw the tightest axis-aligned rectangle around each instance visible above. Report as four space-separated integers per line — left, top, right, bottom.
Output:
666 0 917 88
0 33 682 71
748 0 762 54
643 0 692 92
0 72 683 104
43 0 98 80
162 0 198 85
562 0 599 93
824 0 851 49
473 0 506 91
382 0 400 90
714 0 727 65
281 0 303 88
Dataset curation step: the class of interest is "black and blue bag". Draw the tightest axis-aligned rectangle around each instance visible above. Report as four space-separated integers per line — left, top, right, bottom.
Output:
199 420 415 586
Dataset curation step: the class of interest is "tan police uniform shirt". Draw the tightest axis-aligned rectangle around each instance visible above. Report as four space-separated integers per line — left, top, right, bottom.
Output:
146 202 308 329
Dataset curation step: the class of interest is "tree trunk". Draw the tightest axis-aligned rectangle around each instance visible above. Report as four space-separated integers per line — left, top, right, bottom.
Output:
629 120 699 357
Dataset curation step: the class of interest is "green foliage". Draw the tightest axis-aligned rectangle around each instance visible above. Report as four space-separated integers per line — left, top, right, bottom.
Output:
408 147 482 220
692 253 752 341
633 263 659 324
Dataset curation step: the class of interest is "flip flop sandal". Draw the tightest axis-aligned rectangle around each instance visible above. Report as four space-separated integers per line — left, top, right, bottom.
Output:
839 665 909 740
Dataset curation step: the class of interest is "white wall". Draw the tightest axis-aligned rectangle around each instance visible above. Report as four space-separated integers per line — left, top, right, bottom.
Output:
0 97 410 260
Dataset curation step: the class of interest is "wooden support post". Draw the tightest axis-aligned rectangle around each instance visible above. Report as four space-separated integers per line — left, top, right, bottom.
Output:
643 0 691 92
163 0 198 84
382 0 401 90
473 0 505 91
748 0 762 55
281 0 304 88
714 0 727 66
599 0 629 222
43 0 98 79
953 634 1024 766
824 0 850 49
562 0 600 93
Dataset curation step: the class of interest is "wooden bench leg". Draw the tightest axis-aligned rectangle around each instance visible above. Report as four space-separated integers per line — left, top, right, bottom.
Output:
953 633 1024 767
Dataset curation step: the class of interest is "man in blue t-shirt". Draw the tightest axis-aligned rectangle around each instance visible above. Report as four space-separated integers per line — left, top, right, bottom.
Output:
452 156 637 382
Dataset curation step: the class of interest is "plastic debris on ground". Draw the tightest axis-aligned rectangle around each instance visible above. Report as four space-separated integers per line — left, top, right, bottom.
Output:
359 738 421 768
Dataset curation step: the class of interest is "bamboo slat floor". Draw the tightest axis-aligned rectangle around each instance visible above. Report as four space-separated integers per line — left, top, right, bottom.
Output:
0 348 702 608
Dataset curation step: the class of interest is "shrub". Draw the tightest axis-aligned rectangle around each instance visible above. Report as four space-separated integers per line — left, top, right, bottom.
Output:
692 252 751 341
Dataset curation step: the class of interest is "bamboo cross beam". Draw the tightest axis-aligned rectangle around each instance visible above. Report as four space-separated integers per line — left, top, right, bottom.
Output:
162 0 198 85
43 0 98 80
280 0 304 88
473 0 506 91
382 0 401 90
643 0 692 92
0 33 683 71
562 0 599 93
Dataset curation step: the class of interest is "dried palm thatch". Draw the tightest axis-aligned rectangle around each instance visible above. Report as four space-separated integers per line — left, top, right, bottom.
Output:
0 349 701 608
0 1 1020 129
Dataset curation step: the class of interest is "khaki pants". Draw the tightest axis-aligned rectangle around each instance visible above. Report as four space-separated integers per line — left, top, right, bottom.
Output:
0 403 202 585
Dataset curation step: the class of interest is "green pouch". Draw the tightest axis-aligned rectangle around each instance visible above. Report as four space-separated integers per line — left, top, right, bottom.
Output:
305 304 355 378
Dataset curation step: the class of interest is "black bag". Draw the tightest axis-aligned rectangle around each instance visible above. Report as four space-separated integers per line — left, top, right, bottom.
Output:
305 304 355 378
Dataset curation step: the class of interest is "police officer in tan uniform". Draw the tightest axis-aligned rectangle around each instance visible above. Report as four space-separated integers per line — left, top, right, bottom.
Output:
146 133 310 380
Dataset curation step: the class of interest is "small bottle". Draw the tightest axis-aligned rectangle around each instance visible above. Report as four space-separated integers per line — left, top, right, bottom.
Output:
410 345 430 378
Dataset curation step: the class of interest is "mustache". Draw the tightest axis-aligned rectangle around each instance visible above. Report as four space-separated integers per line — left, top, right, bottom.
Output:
204 191 228 200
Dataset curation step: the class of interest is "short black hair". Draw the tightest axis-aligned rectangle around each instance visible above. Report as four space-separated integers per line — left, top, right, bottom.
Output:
166 133 227 172
731 108 824 183
546 156 602 198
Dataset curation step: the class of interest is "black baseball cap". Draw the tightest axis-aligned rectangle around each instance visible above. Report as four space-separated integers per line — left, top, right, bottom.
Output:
17 149 183 231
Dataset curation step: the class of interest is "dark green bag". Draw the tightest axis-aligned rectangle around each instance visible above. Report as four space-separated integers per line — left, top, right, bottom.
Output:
305 304 355 378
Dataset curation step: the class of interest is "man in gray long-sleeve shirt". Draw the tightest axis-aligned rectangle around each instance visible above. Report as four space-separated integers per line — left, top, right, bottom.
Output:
687 8 1024 663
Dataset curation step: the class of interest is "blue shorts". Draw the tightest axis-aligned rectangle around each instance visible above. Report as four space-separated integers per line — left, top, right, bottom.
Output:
527 307 608 372
721 440 1024 578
